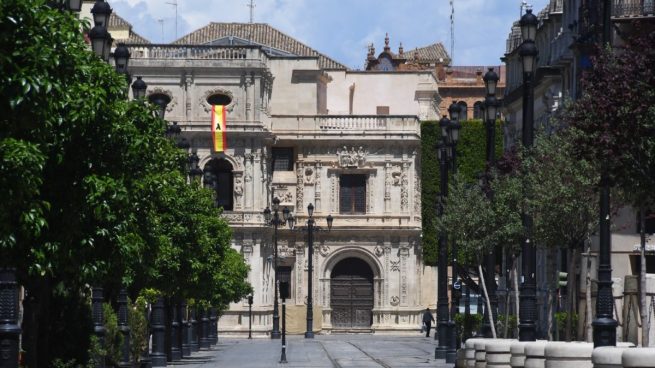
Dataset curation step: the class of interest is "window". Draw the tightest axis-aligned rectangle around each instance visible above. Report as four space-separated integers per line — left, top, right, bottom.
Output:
473 101 484 119
272 148 294 172
207 93 232 106
458 101 468 120
376 106 390 115
340 174 366 214
204 158 233 210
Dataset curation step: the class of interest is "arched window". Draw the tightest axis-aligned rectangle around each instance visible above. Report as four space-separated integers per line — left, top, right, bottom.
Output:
473 101 484 119
204 158 233 210
207 93 232 106
458 101 468 120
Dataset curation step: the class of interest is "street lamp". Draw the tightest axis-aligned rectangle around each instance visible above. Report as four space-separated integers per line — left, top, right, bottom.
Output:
113 43 130 75
593 0 618 348
481 67 500 339
285 204 333 338
89 22 111 61
435 115 451 361
149 94 171 120
188 151 203 184
263 197 283 339
518 7 538 343
131 76 147 100
91 0 112 29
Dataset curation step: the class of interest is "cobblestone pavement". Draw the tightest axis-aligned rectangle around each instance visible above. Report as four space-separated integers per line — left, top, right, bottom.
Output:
169 335 454 368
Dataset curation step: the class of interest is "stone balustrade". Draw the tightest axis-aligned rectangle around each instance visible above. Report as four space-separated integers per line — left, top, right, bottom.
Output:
125 44 263 60
271 115 421 138
612 0 655 18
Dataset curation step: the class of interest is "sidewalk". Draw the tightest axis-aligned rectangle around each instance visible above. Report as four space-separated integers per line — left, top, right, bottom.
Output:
168 334 454 368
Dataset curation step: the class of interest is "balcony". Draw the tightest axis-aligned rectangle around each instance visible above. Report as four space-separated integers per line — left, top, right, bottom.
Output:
270 115 421 140
613 0 655 18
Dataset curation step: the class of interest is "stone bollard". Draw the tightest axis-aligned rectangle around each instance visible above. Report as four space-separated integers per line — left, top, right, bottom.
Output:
510 341 528 368
544 341 593 368
524 341 547 368
622 347 655 368
486 339 516 368
465 338 486 368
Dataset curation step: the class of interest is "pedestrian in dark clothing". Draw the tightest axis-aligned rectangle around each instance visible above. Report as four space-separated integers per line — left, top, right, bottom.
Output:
422 308 435 337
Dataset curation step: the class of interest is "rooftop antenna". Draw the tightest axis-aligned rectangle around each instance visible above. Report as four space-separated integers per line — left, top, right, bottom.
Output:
158 18 164 43
247 0 256 24
450 0 455 65
166 0 178 40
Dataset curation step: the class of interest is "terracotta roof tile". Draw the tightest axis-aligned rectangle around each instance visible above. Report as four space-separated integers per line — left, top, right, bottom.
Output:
172 23 347 70
108 13 131 29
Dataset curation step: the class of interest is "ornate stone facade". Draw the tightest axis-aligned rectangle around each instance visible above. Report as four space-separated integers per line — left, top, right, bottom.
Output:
125 22 439 335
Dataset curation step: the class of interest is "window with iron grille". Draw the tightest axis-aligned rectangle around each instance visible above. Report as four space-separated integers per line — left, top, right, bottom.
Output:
340 174 366 214
272 147 294 171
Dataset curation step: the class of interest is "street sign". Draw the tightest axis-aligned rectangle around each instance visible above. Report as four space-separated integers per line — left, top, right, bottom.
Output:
453 280 461 290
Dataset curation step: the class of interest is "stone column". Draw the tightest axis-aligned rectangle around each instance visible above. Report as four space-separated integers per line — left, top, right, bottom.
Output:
384 161 391 213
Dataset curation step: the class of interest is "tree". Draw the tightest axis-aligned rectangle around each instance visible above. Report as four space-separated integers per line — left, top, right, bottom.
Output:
0 1 250 363
564 27 655 345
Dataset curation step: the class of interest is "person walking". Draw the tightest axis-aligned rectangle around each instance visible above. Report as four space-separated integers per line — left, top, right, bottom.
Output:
422 307 435 337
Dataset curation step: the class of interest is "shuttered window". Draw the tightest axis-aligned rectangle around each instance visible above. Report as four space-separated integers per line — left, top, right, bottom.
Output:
272 148 294 171
340 175 366 214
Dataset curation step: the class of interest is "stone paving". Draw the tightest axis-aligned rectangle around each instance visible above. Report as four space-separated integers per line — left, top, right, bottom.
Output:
169 334 454 368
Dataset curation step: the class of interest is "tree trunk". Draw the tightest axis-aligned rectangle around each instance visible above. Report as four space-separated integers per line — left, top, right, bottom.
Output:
565 244 576 341
640 206 649 347
585 240 593 342
513 253 520 338
479 264 497 338
547 247 557 341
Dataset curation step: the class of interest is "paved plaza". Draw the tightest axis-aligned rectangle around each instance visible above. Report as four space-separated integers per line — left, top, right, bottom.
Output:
170 334 453 368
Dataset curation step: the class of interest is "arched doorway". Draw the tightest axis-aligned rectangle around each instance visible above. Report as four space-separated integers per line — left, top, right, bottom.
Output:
203 158 233 210
330 257 374 329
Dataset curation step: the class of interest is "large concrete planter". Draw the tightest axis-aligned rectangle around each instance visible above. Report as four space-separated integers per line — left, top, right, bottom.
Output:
475 341 488 368
524 341 547 368
510 341 528 368
544 341 593 368
592 346 632 368
485 339 516 368
622 347 655 368
465 338 487 368
457 348 467 368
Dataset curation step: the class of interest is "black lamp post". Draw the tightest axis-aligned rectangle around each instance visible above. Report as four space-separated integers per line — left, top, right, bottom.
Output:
91 287 106 368
435 114 451 360
518 8 538 342
117 289 131 368
0 268 20 368
481 67 500 338
285 204 333 338
131 76 147 100
89 22 111 62
263 197 283 339
592 0 618 348
180 300 191 357
150 297 167 367
248 295 253 339
91 0 112 28
446 103 462 364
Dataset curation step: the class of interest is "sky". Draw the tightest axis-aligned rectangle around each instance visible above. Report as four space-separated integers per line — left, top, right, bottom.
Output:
108 0 551 69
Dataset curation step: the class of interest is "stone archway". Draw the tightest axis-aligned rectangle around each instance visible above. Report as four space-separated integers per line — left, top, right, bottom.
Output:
330 257 374 329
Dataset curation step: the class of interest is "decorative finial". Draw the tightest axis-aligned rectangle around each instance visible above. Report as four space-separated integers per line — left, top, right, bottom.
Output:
414 48 419 61
384 33 390 51
398 42 404 56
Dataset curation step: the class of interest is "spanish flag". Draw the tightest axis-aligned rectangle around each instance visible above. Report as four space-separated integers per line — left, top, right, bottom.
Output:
211 105 227 152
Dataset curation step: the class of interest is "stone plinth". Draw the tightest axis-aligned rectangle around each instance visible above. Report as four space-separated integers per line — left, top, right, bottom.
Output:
544 341 593 368
524 341 548 368
486 339 517 368
465 338 486 368
622 347 655 367
510 341 528 368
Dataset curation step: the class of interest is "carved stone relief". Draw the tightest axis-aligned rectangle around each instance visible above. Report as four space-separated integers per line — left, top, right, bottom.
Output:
318 243 330 257
337 146 367 168
296 165 304 209
147 87 177 113
374 245 384 257
400 246 409 306
401 162 409 212
304 167 315 185
384 162 391 212
390 296 400 306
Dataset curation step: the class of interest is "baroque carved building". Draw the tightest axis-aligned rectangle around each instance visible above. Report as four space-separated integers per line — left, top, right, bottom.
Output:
94 10 443 334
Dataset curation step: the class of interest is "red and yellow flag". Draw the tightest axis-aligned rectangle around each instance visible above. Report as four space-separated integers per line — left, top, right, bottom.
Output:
211 105 227 152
